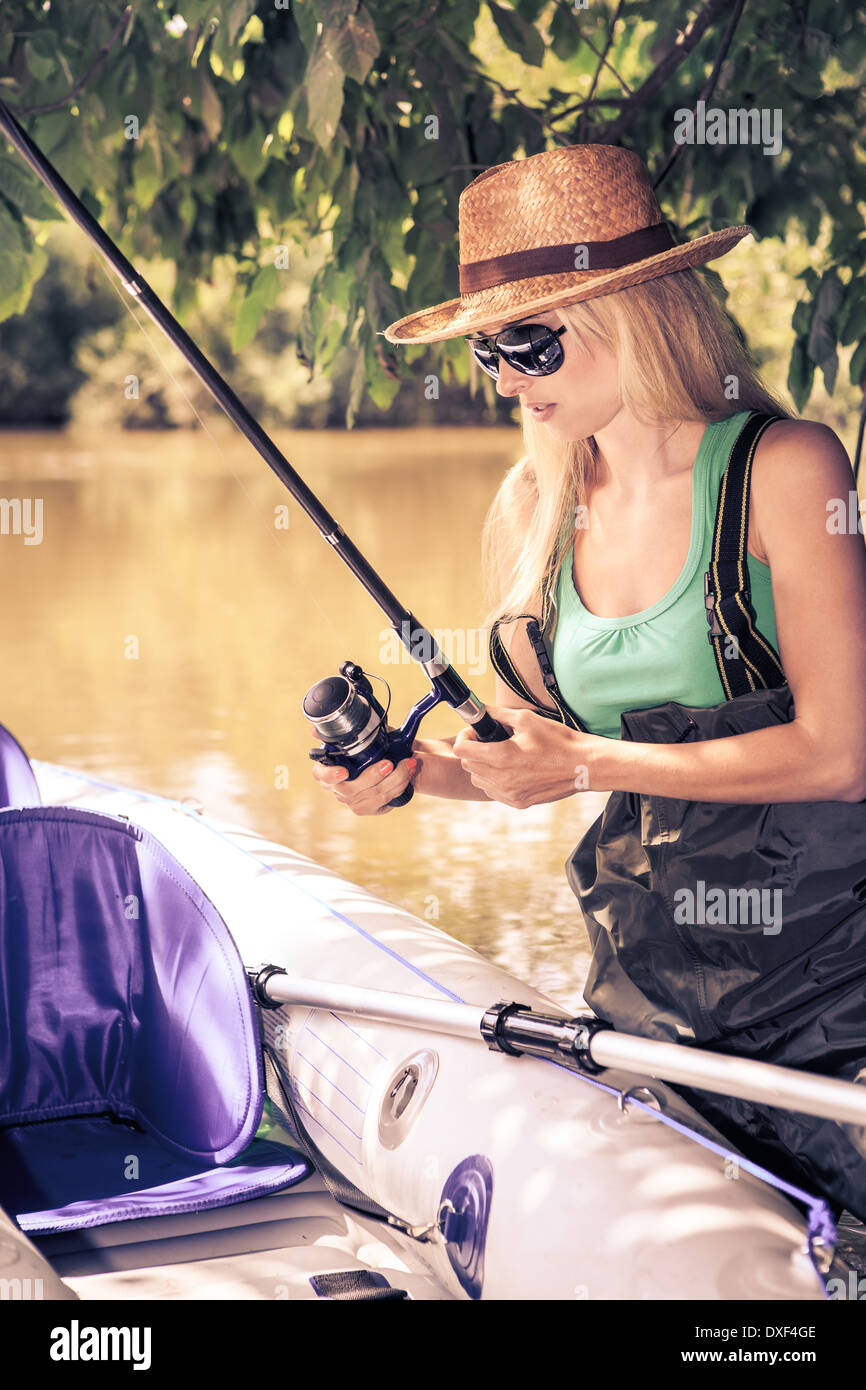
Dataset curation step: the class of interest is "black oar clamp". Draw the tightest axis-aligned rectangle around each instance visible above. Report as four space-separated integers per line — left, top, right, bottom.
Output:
247 963 288 1010
570 1015 614 1074
480 999 533 1056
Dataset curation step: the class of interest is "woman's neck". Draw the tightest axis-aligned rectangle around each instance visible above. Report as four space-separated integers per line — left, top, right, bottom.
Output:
592 410 709 496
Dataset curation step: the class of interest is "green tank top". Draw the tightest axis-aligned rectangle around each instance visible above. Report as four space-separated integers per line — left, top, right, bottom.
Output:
549 410 779 740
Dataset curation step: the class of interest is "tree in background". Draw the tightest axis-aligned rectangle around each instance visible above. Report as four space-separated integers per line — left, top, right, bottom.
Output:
0 0 864 445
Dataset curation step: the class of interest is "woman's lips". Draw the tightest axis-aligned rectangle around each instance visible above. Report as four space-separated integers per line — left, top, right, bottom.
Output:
527 402 555 420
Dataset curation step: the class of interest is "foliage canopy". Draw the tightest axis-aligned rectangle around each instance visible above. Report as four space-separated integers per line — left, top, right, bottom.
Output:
1 0 865 424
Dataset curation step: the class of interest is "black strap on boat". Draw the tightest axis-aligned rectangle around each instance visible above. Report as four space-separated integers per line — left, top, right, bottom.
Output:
704 411 787 699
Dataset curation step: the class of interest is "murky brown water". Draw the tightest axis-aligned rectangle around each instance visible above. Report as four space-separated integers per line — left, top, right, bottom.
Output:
0 426 603 1009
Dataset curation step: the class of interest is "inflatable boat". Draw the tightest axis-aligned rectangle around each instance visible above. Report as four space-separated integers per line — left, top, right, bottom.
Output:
0 724 857 1302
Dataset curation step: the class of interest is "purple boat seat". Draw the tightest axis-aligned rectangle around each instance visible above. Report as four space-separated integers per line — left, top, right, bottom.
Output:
0 806 311 1233
0 724 40 807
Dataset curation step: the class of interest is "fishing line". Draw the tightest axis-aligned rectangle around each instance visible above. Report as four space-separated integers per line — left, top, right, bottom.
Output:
96 259 354 650
0 94 512 828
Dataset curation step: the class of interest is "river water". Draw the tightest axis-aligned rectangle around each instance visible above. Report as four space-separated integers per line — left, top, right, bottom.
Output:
0 425 602 1010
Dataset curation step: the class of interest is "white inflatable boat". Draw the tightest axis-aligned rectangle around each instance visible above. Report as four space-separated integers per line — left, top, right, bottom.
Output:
0 739 854 1303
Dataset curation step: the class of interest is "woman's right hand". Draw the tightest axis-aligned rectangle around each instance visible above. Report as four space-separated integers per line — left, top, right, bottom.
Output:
311 754 419 816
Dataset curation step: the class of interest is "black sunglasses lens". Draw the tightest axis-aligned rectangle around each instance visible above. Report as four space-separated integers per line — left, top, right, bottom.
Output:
468 340 500 378
497 324 563 375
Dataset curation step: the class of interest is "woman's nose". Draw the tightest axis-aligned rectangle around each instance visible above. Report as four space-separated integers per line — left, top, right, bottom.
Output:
495 360 528 398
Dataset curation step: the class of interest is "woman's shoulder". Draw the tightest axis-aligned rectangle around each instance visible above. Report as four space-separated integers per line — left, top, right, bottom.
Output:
750 416 857 561
752 416 852 490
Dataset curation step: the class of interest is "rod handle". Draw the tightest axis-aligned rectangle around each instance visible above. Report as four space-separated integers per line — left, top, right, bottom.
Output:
472 711 513 742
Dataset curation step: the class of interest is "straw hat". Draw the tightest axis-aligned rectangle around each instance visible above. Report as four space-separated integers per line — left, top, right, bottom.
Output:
382 143 752 344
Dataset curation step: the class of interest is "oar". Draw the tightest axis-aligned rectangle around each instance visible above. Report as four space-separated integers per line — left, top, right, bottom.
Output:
248 967 866 1128
0 98 510 749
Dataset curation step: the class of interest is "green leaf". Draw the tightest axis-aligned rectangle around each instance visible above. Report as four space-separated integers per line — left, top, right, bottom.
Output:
515 0 547 18
0 204 29 309
819 352 838 396
487 1 545 67
25 39 55 83
232 265 282 353
227 0 256 46
0 156 64 221
787 68 824 100
232 271 277 352
791 300 812 336
250 263 280 309
330 7 380 85
813 270 844 324
549 4 581 61
197 69 224 141
838 280 866 347
293 0 320 54
132 140 163 213
787 337 815 411
807 273 842 367
229 115 269 178
305 41 345 148
850 339 866 391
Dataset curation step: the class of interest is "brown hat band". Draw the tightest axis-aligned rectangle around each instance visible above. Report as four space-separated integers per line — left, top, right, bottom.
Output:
458 222 677 294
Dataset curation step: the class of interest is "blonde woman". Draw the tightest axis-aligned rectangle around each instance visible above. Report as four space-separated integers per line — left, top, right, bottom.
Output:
312 145 866 1217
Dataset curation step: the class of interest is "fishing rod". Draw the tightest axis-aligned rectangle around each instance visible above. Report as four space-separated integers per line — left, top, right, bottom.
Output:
0 99 511 807
249 967 866 1129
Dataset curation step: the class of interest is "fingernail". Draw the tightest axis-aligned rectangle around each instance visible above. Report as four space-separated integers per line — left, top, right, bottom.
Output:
335 769 349 781
407 758 419 772
379 761 393 774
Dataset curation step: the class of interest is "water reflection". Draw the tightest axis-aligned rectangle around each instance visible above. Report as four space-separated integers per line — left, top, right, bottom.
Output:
0 426 598 1007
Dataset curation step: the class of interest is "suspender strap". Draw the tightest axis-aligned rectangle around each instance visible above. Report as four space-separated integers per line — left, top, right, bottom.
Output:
488 612 587 732
705 411 786 698
489 553 588 732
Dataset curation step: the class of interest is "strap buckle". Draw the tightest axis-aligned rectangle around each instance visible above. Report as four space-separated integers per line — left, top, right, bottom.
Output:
525 618 558 690
704 570 723 640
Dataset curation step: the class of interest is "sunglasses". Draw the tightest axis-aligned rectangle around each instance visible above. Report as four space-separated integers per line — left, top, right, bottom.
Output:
465 323 567 379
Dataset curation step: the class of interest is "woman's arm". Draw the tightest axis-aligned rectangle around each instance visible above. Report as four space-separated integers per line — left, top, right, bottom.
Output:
592 420 866 804
411 733 491 800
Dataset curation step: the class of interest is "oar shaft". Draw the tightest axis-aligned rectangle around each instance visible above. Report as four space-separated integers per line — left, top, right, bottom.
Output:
260 973 484 1039
590 1030 866 1128
254 970 866 1128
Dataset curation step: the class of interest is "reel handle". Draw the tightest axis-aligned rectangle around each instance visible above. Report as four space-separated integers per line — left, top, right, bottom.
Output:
471 711 513 742
309 746 415 810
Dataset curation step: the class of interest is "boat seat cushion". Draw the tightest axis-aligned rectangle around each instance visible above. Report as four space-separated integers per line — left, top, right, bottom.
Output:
0 724 40 807
0 807 311 1233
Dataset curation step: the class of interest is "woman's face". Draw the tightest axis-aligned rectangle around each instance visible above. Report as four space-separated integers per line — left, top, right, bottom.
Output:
471 308 621 443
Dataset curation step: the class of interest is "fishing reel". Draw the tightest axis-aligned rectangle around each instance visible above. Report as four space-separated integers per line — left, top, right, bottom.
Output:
303 661 434 809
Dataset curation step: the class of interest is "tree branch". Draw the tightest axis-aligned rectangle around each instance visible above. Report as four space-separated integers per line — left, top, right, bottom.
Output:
479 70 571 146
559 2 633 98
652 0 748 191
600 0 737 145
17 6 132 117
549 96 629 125
577 0 627 142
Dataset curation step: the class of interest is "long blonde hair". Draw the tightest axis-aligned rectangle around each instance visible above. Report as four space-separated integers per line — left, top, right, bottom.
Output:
481 267 793 629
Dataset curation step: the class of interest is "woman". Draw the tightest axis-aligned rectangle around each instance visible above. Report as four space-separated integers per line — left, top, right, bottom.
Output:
311 143 866 1216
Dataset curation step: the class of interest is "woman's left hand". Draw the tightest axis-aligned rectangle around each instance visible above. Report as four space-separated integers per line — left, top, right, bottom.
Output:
453 705 601 809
